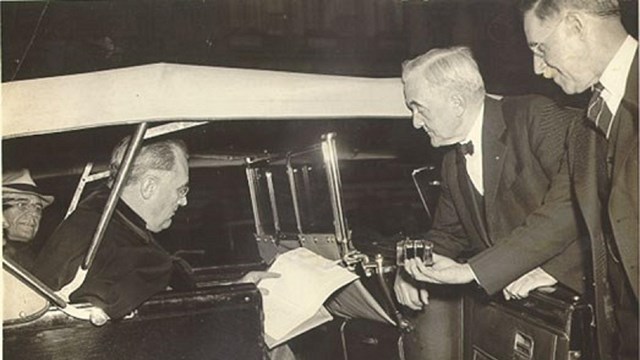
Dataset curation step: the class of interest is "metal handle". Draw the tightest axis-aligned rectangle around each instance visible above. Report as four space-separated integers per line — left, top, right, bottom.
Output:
83 122 148 270
514 331 534 359
374 255 413 333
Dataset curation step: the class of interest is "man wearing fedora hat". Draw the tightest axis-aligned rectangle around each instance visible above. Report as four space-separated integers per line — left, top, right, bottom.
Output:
3 168 54 270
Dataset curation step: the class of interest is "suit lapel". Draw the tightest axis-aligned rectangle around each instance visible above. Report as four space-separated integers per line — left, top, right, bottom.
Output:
612 53 638 179
571 120 604 236
452 96 505 248
482 97 507 219
610 52 639 298
454 150 492 248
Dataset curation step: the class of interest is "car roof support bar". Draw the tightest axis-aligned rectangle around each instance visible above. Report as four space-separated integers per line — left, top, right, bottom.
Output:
265 171 281 233
3 257 67 309
286 160 303 233
82 122 148 270
321 133 350 256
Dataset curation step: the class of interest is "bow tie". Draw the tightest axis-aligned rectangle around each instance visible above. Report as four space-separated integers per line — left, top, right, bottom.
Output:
457 141 474 156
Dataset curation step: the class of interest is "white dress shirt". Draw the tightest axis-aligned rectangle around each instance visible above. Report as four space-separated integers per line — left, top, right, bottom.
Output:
597 35 638 137
461 102 485 195
461 102 485 284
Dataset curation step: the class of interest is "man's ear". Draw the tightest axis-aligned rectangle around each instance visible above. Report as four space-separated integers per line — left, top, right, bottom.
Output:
564 11 585 38
140 176 158 200
450 94 466 117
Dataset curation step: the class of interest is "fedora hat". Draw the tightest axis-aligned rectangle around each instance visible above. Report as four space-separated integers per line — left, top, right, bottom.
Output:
3 169 54 206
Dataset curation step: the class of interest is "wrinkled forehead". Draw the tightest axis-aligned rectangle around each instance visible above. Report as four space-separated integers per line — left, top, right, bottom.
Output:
403 73 442 104
3 193 45 205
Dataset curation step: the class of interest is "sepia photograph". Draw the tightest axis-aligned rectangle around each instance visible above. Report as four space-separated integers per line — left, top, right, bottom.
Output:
2 1 638 359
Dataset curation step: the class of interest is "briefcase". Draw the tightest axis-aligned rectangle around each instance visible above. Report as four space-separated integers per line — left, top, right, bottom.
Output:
339 318 403 360
464 285 594 360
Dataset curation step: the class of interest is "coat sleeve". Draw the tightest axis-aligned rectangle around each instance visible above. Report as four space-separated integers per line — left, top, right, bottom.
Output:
469 97 584 295
33 210 98 291
77 245 174 319
540 235 588 294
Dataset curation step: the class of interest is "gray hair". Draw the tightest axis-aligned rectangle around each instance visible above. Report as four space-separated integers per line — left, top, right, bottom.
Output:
109 137 188 185
402 46 485 102
519 0 620 20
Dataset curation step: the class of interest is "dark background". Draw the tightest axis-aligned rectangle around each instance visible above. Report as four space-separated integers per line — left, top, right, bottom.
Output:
2 0 638 263
4 0 637 102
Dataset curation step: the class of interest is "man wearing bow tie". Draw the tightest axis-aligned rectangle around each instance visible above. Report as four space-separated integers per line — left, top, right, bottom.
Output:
520 0 638 358
395 46 587 308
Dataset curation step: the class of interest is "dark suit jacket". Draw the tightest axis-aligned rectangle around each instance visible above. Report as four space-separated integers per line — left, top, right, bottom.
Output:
428 95 587 295
34 187 175 319
569 54 638 300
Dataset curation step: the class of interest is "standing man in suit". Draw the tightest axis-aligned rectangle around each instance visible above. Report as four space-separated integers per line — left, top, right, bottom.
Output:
395 46 586 309
520 1 638 358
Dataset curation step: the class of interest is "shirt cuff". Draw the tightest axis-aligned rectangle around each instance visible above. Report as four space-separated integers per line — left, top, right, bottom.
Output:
468 264 481 286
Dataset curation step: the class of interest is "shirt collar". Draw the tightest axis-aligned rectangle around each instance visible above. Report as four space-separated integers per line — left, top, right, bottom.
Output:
598 35 638 105
462 101 485 149
116 197 148 232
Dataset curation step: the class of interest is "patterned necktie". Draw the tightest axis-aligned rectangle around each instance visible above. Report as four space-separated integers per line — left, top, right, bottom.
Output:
457 141 474 156
587 83 614 139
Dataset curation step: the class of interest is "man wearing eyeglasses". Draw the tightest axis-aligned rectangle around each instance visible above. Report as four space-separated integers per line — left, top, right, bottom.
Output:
3 169 54 270
520 1 638 359
34 138 193 320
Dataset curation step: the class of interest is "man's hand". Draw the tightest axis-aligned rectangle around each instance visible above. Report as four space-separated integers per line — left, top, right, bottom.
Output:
404 253 475 285
240 271 280 284
240 271 280 295
503 267 557 300
394 271 429 310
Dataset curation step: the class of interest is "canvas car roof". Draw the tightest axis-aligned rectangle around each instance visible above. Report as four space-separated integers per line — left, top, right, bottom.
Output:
2 63 410 139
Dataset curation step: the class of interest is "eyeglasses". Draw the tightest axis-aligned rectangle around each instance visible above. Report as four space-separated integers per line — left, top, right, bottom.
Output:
3 199 44 213
177 185 189 198
529 17 563 58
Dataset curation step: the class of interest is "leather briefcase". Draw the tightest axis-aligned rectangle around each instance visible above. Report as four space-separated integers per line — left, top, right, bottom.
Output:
464 285 594 360
339 318 403 360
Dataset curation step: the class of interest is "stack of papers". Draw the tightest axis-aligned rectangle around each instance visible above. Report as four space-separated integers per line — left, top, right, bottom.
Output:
260 248 358 348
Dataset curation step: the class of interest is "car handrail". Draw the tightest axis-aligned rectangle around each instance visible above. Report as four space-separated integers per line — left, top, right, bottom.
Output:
3 257 67 309
82 123 148 270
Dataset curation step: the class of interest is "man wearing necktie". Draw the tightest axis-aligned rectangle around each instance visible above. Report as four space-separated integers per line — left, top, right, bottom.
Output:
521 0 640 359
396 47 587 311
519 1 638 359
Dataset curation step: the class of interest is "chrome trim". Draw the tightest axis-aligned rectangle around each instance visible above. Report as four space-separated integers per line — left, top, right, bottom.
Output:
286 161 303 233
265 171 280 233
301 165 315 226
82 122 148 270
3 257 67 309
145 121 206 138
65 162 94 219
245 165 264 236
321 133 349 255
411 165 436 223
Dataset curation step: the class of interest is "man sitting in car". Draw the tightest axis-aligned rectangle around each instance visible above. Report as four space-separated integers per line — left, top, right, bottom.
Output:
34 138 191 320
35 137 278 325
3 168 54 270
33 135 294 358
